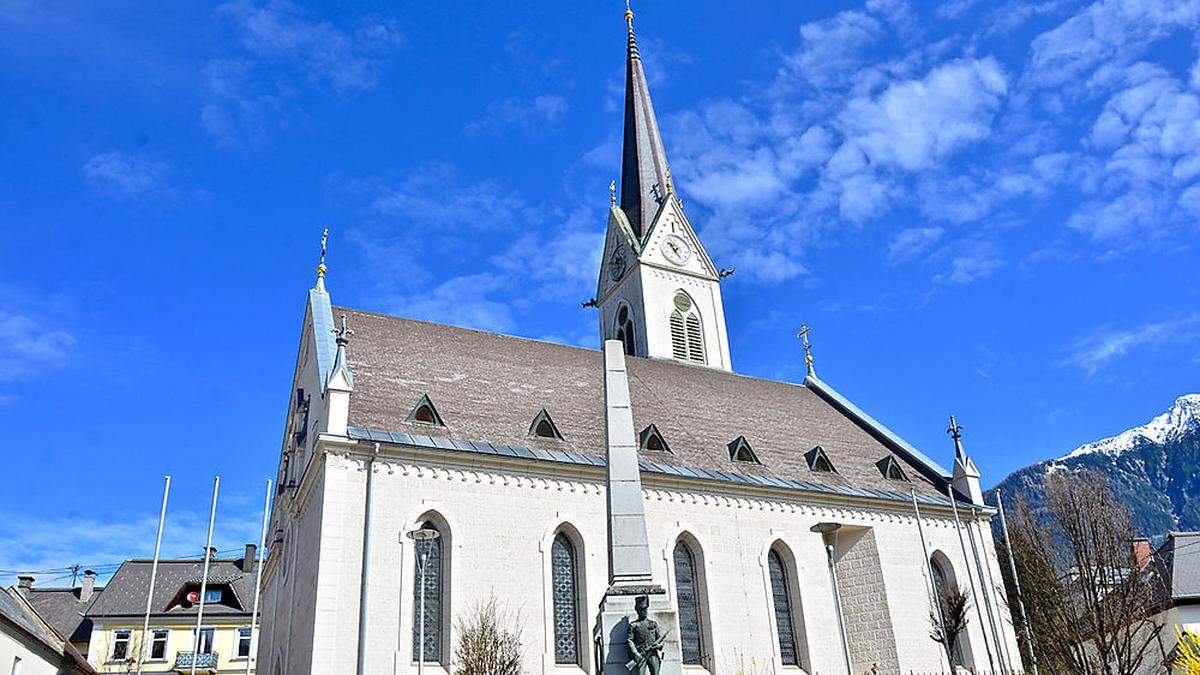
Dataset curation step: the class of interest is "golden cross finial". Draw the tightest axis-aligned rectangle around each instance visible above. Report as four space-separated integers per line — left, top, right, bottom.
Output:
315 227 329 291
625 0 633 25
664 166 674 194
610 180 617 205
797 325 815 377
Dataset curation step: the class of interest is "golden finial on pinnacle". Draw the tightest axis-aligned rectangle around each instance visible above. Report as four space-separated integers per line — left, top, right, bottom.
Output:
665 166 674 194
625 0 633 24
315 227 329 291
797 325 815 377
610 180 617 205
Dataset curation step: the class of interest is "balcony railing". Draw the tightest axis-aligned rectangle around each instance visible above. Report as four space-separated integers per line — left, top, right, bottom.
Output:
172 651 219 672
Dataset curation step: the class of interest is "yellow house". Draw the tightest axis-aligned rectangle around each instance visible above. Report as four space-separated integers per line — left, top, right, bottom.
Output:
84 547 261 674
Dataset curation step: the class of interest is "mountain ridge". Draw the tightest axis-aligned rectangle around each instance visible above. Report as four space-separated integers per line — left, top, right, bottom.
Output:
989 394 1200 538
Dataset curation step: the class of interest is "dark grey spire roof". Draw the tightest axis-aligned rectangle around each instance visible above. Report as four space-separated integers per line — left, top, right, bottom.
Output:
620 12 671 239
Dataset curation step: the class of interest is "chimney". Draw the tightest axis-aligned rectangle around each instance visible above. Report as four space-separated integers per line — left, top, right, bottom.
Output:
16 576 33 595
80 570 96 603
205 546 219 560
1131 538 1152 568
242 544 257 572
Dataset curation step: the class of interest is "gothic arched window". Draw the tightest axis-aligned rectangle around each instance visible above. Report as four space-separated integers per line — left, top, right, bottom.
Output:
673 541 705 665
614 304 636 356
768 547 800 666
412 521 445 664
931 553 968 666
669 292 705 364
551 533 581 665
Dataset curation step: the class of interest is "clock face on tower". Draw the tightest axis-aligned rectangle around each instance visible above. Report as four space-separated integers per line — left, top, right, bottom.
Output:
609 247 627 281
661 234 692 266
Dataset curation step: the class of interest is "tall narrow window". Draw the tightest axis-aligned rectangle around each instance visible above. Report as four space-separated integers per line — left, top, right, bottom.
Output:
768 549 799 666
412 522 444 663
931 555 967 666
551 533 580 664
673 541 705 665
669 293 705 364
150 629 169 660
237 628 253 658
615 305 636 356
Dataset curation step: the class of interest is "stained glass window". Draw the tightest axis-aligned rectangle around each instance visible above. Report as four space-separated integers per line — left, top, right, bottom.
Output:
673 541 704 665
412 522 443 663
552 533 579 664
768 548 798 666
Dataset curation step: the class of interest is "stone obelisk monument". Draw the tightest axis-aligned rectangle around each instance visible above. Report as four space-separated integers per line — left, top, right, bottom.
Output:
594 340 682 674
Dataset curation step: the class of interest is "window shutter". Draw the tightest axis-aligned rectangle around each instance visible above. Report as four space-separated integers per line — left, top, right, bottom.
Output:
670 311 688 360
685 314 705 363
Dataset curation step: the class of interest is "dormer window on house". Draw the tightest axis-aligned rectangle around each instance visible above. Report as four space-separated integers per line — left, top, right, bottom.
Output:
669 292 705 364
805 446 837 473
639 424 670 453
406 393 445 427
728 436 759 464
529 409 565 440
877 456 909 482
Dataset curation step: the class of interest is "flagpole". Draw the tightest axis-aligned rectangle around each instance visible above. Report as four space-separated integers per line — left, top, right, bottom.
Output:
996 489 1039 675
911 488 953 670
967 505 1011 674
947 484 997 672
191 476 219 675
135 475 170 675
246 479 272 675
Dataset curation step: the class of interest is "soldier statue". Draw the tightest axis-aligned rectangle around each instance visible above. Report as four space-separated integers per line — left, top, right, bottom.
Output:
626 595 666 674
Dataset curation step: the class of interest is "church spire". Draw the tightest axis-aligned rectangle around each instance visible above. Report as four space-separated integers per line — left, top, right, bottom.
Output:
619 2 672 238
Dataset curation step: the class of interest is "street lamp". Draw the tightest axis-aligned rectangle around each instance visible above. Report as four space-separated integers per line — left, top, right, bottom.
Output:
405 528 441 675
811 522 852 675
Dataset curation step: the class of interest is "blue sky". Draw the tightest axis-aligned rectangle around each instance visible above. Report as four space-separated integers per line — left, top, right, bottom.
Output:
2 0 1198 582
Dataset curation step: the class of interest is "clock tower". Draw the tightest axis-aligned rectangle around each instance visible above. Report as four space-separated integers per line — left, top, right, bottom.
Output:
595 7 732 371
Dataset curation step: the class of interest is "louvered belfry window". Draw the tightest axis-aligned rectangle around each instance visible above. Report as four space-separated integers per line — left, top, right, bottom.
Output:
412 522 443 663
673 541 704 665
768 548 799 666
552 533 580 664
670 292 705 364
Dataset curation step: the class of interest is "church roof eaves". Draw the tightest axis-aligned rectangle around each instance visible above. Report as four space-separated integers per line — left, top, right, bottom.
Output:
345 426 952 509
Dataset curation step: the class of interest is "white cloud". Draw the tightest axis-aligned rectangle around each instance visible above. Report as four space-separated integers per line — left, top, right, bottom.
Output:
1064 313 1200 374
83 152 174 202
464 95 569 137
0 503 262 584
932 239 1005 284
888 227 945 262
384 273 515 333
0 311 75 385
1026 0 1200 89
204 1 401 147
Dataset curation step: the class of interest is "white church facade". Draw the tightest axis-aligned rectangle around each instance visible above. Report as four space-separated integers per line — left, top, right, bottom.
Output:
255 9 1024 675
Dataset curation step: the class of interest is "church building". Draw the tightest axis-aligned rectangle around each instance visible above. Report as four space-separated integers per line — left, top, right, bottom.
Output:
255 9 1023 675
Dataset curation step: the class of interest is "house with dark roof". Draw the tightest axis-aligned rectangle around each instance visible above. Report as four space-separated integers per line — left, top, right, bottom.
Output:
1 585 93 674
1147 532 1200 672
16 571 102 659
82 547 259 674
253 7 1023 675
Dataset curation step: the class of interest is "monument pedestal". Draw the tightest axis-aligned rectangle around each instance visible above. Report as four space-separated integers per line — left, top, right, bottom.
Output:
593 584 682 675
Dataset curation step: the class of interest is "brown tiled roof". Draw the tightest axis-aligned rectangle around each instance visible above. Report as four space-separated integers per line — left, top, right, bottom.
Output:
335 307 949 499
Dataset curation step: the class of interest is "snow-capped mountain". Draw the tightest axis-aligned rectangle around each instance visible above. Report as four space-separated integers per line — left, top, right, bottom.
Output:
990 394 1200 537
1059 394 1200 461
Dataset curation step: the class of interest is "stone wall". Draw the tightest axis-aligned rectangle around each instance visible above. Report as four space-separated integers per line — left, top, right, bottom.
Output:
835 528 900 673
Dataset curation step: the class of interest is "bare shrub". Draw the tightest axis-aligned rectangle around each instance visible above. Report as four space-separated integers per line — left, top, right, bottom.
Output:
453 596 524 675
